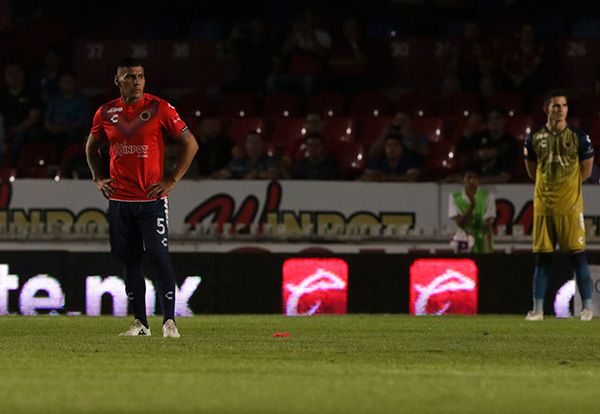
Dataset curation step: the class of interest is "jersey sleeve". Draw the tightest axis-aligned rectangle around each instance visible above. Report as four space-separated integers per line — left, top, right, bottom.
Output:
90 107 106 139
577 131 594 161
523 132 536 162
161 101 188 140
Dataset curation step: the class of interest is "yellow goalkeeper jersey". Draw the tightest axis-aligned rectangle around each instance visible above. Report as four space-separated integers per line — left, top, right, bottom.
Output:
524 124 594 216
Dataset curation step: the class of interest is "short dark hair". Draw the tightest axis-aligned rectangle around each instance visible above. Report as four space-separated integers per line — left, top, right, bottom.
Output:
543 89 568 106
384 132 404 144
58 70 77 80
117 57 144 68
463 164 481 177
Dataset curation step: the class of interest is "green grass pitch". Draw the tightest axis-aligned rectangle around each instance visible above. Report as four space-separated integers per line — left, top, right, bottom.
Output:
1 315 600 414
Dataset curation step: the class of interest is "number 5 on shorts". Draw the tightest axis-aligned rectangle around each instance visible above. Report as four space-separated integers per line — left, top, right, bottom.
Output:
157 218 166 235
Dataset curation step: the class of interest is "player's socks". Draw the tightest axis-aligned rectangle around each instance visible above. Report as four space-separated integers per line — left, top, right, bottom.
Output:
124 263 149 329
150 252 177 323
532 253 551 311
570 252 593 308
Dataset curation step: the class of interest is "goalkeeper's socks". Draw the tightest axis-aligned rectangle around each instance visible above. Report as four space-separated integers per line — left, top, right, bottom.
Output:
533 299 544 313
570 252 593 303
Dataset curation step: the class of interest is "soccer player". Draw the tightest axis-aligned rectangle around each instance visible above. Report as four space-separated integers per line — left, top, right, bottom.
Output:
448 167 496 253
524 90 594 321
86 58 198 337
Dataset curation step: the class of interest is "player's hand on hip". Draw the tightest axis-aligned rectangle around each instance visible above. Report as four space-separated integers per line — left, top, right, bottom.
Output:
146 179 176 199
95 178 115 199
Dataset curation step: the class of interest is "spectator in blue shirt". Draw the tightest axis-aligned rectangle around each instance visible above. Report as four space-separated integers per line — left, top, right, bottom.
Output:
213 130 279 179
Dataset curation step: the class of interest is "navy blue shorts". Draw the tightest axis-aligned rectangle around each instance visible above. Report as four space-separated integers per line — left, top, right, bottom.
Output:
108 198 170 263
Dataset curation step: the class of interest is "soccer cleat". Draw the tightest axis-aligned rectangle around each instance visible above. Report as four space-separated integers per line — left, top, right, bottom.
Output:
525 310 544 321
163 319 180 338
580 309 593 321
119 319 151 336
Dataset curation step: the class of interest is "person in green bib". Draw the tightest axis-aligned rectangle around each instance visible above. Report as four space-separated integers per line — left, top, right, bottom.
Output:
448 167 496 253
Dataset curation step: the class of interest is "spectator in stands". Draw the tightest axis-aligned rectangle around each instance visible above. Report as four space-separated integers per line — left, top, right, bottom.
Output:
0 63 42 164
31 48 64 103
368 110 430 162
281 112 326 178
0 112 5 166
224 18 275 93
328 17 368 94
360 133 420 182
44 71 90 150
448 166 496 253
213 130 279 179
184 118 235 179
291 132 338 180
448 21 496 93
453 107 517 183
501 23 544 100
267 9 332 95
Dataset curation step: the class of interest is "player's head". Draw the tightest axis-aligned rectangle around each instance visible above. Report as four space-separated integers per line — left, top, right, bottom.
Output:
543 90 568 123
115 57 145 102
304 132 326 161
462 166 481 192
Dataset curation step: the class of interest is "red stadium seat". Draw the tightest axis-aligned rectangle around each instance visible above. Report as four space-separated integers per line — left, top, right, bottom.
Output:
228 118 266 145
17 142 59 178
421 140 457 181
440 92 480 118
574 94 600 118
506 116 537 142
333 141 366 180
322 117 355 150
271 118 306 154
306 92 345 117
393 90 435 117
349 92 389 118
359 117 392 146
262 93 301 119
217 93 257 118
59 142 86 176
411 116 445 143
174 93 215 122
486 92 525 116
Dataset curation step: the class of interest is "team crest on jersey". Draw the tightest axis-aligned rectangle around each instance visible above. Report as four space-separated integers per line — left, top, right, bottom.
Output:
563 139 573 149
140 111 152 121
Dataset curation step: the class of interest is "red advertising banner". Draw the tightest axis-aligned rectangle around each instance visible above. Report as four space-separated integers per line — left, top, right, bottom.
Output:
410 259 478 315
282 258 348 316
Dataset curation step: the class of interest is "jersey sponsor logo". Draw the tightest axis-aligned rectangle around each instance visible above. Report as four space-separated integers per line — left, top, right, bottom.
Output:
107 107 123 114
113 142 149 158
110 114 119 124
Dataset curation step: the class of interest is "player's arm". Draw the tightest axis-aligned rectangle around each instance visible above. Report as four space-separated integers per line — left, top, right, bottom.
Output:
580 157 594 182
147 128 198 198
85 133 114 198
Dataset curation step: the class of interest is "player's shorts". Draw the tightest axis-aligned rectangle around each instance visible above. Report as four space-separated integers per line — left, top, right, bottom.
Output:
108 198 170 263
532 213 586 253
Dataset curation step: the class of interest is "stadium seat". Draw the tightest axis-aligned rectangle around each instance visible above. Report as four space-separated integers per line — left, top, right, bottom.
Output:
411 116 445 143
359 117 392 146
394 90 435 117
270 117 306 154
349 92 389 118
333 141 366 180
0 167 16 180
506 116 536 142
486 92 525 116
228 117 266 145
306 92 345 117
322 117 355 149
262 93 301 119
174 93 215 121
59 142 86 176
421 140 457 181
573 94 600 118
217 93 257 118
16 142 59 178
440 92 480 118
